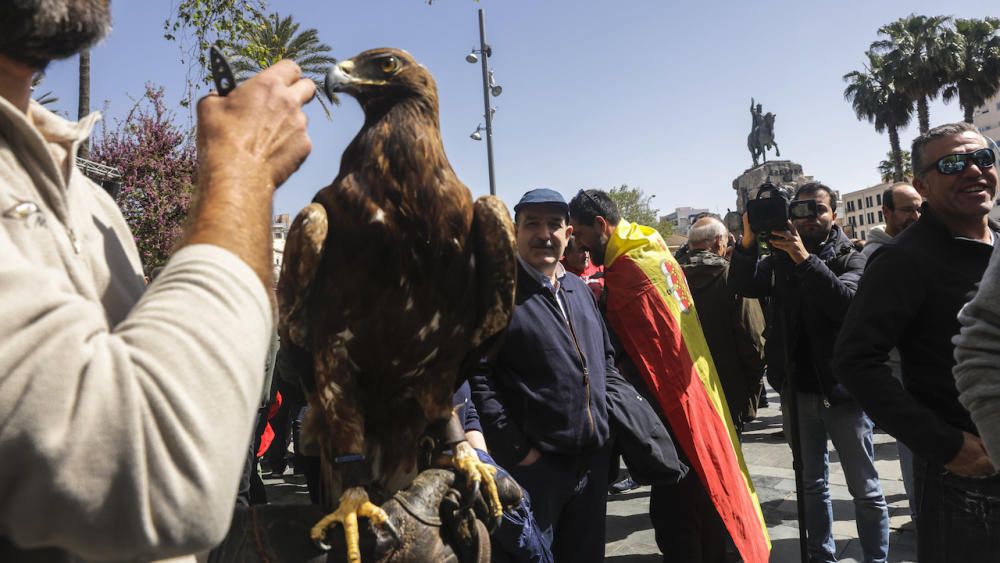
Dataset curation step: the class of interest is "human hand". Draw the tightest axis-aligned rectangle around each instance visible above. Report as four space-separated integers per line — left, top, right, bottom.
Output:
518 448 541 466
769 221 810 264
740 213 755 250
945 431 996 477
196 59 315 193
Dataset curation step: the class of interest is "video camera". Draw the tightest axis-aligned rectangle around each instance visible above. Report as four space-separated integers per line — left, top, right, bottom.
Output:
746 182 817 245
746 182 818 252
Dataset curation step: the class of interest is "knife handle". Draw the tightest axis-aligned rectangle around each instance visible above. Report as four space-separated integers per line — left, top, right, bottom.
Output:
210 46 236 96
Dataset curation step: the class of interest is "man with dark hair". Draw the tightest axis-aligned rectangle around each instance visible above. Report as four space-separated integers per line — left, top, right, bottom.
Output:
472 188 614 562
835 122 1000 560
0 1 316 560
728 181 889 563
863 182 922 258
561 236 604 300
569 190 770 563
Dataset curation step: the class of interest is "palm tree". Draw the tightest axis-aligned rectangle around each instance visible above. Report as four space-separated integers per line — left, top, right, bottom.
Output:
31 73 59 108
943 18 1000 123
844 51 914 182
79 50 91 158
226 11 338 117
873 14 954 134
878 150 913 182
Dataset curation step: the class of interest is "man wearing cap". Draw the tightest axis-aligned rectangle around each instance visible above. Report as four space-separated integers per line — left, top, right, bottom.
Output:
470 188 614 562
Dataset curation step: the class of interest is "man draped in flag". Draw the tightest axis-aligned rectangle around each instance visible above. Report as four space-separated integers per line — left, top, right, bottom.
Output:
569 190 770 563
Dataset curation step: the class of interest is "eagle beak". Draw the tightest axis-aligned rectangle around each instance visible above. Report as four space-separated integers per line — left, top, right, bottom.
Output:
324 59 355 100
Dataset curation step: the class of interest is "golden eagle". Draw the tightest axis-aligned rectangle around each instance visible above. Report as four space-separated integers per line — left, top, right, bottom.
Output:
277 48 516 562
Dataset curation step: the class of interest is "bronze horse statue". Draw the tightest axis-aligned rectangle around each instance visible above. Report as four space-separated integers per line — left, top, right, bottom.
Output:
748 99 780 167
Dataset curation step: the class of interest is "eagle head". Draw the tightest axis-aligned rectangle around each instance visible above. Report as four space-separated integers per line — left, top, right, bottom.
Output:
324 48 435 108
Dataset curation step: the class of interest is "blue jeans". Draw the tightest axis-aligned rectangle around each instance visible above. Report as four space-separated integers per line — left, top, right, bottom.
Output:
504 446 610 563
913 458 1000 562
784 392 889 563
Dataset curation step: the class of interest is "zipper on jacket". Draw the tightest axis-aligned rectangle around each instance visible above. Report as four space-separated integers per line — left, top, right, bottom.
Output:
559 288 596 441
66 227 81 254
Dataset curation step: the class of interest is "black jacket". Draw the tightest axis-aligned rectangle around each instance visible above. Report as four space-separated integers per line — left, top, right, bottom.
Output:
470 263 614 468
729 225 865 404
833 206 1000 466
682 251 766 428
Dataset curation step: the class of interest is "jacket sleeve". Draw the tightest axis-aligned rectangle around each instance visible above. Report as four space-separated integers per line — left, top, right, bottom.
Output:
728 244 774 298
954 244 1000 465
469 358 532 467
794 250 866 322
0 240 272 561
833 248 965 465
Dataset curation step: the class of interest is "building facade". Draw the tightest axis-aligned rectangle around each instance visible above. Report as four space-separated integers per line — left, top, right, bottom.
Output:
974 92 1000 138
839 182 892 241
666 206 710 235
272 214 291 280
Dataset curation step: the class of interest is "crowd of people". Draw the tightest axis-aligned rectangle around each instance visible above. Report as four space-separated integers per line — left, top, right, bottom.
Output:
4 2 1000 563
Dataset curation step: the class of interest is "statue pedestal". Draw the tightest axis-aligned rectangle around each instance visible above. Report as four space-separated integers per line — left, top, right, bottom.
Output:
732 160 813 213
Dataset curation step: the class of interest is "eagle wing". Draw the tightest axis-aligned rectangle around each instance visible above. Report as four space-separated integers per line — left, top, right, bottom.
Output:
462 195 517 375
277 202 328 348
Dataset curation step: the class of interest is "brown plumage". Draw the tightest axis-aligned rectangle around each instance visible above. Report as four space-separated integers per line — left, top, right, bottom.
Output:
276 48 516 560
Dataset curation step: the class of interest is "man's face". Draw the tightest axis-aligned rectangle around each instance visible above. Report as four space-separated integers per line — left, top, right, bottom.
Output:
0 0 111 70
562 241 589 273
569 217 609 266
516 205 572 273
884 185 923 236
913 132 998 225
792 190 836 248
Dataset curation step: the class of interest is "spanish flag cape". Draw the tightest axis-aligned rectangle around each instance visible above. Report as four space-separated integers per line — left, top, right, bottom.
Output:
604 220 770 562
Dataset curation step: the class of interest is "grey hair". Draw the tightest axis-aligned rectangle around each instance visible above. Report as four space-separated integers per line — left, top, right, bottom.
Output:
911 122 983 178
0 0 112 69
687 217 728 250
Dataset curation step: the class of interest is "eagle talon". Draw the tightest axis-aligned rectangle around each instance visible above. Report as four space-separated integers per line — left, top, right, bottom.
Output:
381 517 401 544
453 441 503 519
313 538 332 552
311 486 392 563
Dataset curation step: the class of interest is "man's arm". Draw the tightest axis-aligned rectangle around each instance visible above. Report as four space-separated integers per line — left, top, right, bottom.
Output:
795 250 866 322
186 60 314 286
833 249 965 466
0 63 314 560
955 245 1000 465
468 360 534 467
729 214 775 299
728 246 774 299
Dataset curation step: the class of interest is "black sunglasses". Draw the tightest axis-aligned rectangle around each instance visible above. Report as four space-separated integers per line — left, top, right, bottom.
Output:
577 189 601 209
926 148 996 175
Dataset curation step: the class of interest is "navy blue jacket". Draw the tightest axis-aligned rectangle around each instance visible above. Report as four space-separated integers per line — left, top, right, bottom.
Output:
471 262 614 468
729 226 866 404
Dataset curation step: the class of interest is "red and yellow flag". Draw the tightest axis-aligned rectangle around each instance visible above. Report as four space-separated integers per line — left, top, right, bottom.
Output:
604 220 770 562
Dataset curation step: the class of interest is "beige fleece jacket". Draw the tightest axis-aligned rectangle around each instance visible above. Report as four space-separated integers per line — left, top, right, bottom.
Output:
0 99 272 561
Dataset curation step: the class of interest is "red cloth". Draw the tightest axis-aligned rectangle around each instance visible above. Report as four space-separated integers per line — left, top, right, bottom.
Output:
563 260 605 300
256 391 283 458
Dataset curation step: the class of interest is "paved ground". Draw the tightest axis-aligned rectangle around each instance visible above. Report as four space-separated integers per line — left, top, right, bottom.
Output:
264 386 918 562
604 385 918 562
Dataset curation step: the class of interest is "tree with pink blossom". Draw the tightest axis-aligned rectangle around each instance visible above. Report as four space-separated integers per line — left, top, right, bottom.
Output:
91 85 197 271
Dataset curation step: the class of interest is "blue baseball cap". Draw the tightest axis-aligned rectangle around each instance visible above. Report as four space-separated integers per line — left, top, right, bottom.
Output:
513 188 569 216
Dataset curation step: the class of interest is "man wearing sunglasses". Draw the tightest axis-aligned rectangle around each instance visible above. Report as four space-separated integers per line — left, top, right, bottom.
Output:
835 122 1000 561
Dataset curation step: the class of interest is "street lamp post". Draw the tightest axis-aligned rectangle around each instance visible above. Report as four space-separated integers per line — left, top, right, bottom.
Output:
473 8 497 196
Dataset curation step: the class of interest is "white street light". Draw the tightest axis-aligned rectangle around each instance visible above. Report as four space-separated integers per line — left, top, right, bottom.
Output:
488 70 502 97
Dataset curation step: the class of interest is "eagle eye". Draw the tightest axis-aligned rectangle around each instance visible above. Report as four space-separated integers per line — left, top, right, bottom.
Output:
380 57 400 74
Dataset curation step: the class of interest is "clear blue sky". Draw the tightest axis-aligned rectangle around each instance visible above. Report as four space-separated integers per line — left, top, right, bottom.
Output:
39 0 993 219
